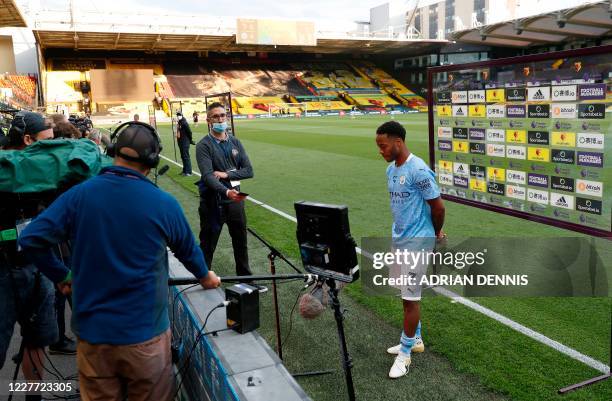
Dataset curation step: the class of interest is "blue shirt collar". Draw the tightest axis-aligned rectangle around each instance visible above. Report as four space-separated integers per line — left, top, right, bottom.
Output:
100 165 149 181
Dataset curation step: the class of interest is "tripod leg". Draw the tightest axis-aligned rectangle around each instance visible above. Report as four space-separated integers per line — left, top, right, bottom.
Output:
269 254 283 360
8 339 25 401
329 284 356 401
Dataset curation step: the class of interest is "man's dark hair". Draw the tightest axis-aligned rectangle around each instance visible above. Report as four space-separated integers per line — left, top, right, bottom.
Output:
207 102 225 112
376 120 406 141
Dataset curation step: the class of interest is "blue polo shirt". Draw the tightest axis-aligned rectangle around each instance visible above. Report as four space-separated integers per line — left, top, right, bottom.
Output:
18 166 208 345
387 154 440 241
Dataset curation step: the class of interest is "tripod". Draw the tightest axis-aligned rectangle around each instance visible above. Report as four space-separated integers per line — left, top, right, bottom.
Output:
324 278 356 401
247 227 301 359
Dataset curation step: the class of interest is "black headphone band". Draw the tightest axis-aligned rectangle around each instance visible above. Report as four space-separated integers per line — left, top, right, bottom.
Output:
108 121 162 168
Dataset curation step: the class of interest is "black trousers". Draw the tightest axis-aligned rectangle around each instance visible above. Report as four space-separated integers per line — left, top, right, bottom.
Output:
177 137 192 174
198 197 252 276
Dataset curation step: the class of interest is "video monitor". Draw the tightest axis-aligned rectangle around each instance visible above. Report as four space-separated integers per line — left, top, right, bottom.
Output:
294 201 359 283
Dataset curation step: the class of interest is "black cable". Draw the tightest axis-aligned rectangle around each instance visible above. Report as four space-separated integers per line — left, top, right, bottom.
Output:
173 303 225 399
282 285 307 349
26 348 75 401
171 283 199 338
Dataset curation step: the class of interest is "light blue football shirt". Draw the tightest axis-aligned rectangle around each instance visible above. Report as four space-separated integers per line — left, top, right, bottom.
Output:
387 153 440 241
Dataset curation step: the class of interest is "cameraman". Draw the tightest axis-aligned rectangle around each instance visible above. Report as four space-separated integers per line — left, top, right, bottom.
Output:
19 122 220 401
0 112 57 401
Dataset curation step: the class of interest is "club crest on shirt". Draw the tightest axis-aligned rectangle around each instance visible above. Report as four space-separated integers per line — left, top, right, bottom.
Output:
232 148 239 157
399 175 406 185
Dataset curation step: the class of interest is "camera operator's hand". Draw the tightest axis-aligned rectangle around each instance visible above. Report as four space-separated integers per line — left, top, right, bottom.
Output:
226 189 246 202
200 271 221 289
57 280 72 296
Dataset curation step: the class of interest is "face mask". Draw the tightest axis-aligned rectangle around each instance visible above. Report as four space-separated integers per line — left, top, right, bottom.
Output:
212 122 227 133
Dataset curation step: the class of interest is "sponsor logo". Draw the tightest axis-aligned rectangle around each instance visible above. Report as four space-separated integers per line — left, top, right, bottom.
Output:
487 167 505 182
527 104 550 118
438 173 454 186
578 104 605 119
452 127 468 139
577 152 604 168
551 149 575 164
506 88 526 101
469 142 485 155
527 173 549 188
576 179 603 197
438 160 453 174
452 105 467 117
527 86 551 101
506 130 526 144
551 176 575 192
453 162 468 176
577 132 604 149
576 197 602 215
438 140 452 151
487 182 505 196
506 170 526 185
436 91 452 104
437 126 452 138
451 91 468 103
551 132 576 147
506 105 526 118
437 105 452 116
468 105 486 117
485 89 505 102
469 128 485 140
468 90 486 103
551 103 577 119
527 131 549 145
486 129 505 142
527 188 549 205
506 185 526 200
506 145 526 159
453 140 469 153
551 85 577 101
578 84 606 100
486 144 505 157
453 176 469 188
550 193 574 210
469 164 485 179
486 105 505 118
527 147 550 162
469 178 486 192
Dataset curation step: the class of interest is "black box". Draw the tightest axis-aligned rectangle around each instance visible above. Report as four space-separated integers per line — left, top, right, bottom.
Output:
225 284 259 334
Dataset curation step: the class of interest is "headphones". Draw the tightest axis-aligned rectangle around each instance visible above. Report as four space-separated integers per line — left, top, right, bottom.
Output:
7 114 27 145
106 121 163 168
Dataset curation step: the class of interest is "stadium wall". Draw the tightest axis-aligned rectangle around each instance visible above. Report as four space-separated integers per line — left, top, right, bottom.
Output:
0 36 17 74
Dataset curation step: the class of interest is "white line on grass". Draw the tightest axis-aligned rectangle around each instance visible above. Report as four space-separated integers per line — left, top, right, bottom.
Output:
160 154 610 375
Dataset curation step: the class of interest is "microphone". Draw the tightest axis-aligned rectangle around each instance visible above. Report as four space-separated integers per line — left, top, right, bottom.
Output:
157 165 170 176
299 280 329 320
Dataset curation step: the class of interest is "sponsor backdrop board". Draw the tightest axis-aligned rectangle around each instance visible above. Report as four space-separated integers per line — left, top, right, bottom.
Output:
428 46 611 237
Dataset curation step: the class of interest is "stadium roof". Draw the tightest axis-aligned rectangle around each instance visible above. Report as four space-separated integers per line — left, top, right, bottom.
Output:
453 1 612 47
0 0 27 27
32 30 446 54
29 9 446 55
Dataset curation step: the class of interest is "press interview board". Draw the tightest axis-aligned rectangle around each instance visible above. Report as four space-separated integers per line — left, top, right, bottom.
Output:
427 46 611 237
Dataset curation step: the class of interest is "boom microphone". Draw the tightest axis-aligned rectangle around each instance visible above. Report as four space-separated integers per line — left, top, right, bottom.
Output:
157 165 170 175
299 281 329 319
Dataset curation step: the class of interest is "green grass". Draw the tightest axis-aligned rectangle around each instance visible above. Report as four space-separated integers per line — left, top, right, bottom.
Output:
150 114 611 401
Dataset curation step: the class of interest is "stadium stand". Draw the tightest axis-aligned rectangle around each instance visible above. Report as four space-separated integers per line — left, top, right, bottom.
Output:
0 73 37 109
41 57 423 118
352 62 428 111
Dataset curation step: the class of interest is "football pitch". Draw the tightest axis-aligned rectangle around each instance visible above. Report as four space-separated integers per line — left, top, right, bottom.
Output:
150 114 611 401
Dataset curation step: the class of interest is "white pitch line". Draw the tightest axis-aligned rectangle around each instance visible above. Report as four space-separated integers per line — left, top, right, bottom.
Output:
159 154 610 375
